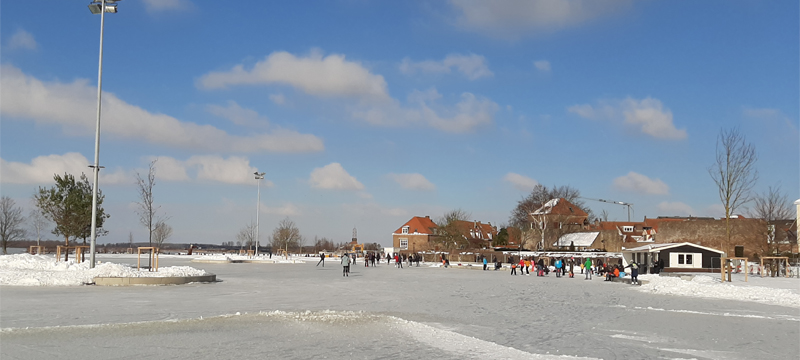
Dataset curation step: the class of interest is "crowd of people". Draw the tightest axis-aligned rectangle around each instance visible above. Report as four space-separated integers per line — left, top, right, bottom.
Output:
324 251 644 284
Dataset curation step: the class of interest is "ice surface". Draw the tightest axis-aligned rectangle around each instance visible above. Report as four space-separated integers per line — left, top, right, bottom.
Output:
1 254 798 359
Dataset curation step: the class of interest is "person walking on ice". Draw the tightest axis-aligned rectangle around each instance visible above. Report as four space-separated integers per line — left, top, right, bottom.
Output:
341 253 351 277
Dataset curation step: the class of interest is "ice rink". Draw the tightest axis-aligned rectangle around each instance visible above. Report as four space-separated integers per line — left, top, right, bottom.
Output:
2 256 798 359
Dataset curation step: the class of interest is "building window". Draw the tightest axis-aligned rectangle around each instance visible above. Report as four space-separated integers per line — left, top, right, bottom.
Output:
622 226 634 232
402 227 409 234
399 238 408 249
671 252 701 268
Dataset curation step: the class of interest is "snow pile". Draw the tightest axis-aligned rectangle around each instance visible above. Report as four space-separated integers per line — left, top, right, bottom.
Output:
638 274 800 308
0 253 207 286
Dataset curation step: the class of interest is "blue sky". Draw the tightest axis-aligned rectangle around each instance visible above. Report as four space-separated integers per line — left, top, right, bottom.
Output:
1 0 798 247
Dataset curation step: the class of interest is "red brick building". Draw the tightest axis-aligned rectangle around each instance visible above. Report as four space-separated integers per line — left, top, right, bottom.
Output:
392 216 437 251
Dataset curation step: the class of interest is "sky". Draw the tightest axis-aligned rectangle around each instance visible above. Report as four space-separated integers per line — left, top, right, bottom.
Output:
1 0 798 247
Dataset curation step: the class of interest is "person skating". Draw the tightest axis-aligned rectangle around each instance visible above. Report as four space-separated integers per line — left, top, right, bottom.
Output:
341 253 351 277
510 262 517 275
483 257 488 271
316 253 325 267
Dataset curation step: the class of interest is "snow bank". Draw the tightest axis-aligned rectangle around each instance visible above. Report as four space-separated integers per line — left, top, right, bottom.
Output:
0 254 207 286
637 274 800 308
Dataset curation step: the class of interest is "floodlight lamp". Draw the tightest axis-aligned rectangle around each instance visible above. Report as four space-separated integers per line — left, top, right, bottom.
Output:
88 3 118 14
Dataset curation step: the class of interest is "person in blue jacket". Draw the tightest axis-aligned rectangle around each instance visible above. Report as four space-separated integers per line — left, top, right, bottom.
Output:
555 258 562 278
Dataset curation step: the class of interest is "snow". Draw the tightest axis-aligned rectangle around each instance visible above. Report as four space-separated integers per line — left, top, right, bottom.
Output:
0 253 207 286
636 273 800 308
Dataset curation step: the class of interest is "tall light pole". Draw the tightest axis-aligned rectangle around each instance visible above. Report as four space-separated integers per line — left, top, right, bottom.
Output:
87 0 119 268
254 172 266 257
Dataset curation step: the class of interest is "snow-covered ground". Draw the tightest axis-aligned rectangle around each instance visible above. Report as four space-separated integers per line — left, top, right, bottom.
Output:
1 254 797 359
0 253 207 286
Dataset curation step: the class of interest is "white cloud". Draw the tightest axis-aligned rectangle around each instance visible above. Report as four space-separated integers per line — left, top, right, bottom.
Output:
7 29 37 50
143 0 191 12
186 156 263 185
269 93 286 105
352 88 498 133
503 172 538 191
155 155 273 185
400 53 493 80
0 153 129 185
449 0 632 39
0 65 324 153
742 106 797 131
309 163 364 190
206 100 268 127
657 201 695 216
613 171 669 195
197 49 389 100
533 60 551 72
568 97 687 140
388 173 436 191
260 202 301 217
150 157 190 182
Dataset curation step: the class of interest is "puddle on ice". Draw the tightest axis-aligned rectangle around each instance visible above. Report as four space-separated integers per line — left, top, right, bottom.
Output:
1 311 596 360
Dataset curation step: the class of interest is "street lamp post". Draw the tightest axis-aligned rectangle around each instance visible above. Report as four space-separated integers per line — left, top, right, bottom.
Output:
87 0 119 268
254 172 266 257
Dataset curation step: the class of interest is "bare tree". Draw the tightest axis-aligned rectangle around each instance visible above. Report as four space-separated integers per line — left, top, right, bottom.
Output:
237 222 257 251
152 220 173 248
750 185 793 255
509 184 591 228
600 209 610 222
136 160 164 247
270 218 302 254
709 128 758 251
0 197 26 254
750 185 793 221
431 209 471 253
29 205 49 247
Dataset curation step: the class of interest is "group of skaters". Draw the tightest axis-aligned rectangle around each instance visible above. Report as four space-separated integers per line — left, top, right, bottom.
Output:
316 252 385 277
392 253 422 268
504 256 641 285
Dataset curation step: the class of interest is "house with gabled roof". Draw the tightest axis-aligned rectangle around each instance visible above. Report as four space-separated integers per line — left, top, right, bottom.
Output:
528 198 589 250
392 216 437 251
391 216 497 252
454 220 497 249
529 198 589 229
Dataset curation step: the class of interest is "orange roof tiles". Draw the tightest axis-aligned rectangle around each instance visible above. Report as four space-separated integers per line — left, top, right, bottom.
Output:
394 216 438 235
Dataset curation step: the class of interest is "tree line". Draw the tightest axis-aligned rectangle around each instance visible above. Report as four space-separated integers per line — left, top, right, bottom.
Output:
0 159 172 254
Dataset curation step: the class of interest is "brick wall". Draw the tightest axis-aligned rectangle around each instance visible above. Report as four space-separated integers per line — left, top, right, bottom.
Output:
657 218 767 258
393 234 432 251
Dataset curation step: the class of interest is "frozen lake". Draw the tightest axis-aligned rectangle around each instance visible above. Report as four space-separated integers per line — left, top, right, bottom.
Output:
2 256 798 359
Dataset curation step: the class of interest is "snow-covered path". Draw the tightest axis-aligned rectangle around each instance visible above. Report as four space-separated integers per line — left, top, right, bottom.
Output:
1 255 798 359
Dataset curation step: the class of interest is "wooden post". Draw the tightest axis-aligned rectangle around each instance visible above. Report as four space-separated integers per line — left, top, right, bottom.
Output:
721 257 726 282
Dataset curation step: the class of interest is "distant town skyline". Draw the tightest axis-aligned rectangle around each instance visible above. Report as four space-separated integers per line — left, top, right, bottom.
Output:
1 1 797 247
